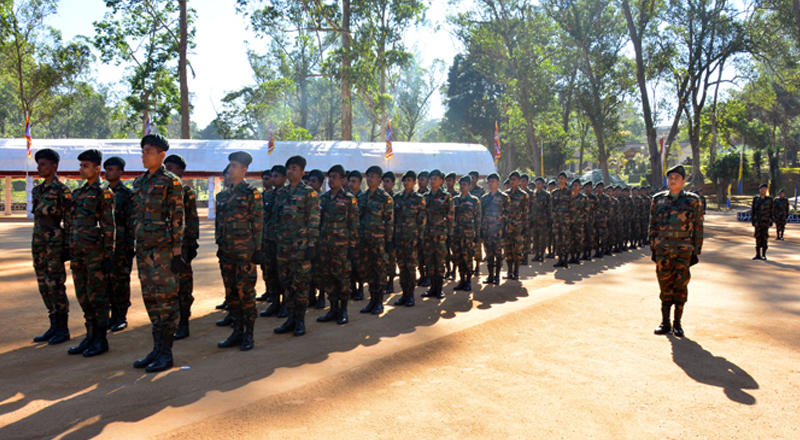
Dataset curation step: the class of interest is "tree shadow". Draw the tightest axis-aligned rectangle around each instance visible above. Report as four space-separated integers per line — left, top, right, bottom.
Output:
669 336 758 405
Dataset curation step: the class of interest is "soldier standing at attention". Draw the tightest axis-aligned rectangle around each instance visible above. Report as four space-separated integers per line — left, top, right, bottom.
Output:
317 165 358 324
444 172 459 280
481 173 509 285
546 180 557 258
416 170 431 287
215 165 235 326
67 150 115 357
103 157 135 333
581 181 596 261
262 165 288 318
357 165 394 314
382 171 398 293
751 183 773 260
257 170 273 302
519 173 532 265
129 134 186 373
650 165 703 337
452 176 481 291
531 177 551 262
568 179 588 265
273 156 319 336
307 169 326 309
31 149 72 345
163 155 199 341
468 170 485 276
347 170 365 301
504 171 528 279
393 171 427 306
620 187 632 251
421 169 454 299
773 189 789 240
594 183 609 258
551 172 573 268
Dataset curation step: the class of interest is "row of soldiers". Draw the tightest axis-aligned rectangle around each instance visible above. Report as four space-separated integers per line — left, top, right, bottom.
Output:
750 185 791 260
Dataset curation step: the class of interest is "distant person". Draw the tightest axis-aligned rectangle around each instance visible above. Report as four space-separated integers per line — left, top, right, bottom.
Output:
356 165 393 313
392 171 426 306
452 176 481 291
468 170 485 276
307 169 326 309
773 189 789 241
751 183 773 260
421 169 453 299
697 189 707 214
382 171 398 293
480 173 509 285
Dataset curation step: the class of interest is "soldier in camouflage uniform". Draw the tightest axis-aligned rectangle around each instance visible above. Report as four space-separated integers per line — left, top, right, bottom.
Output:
546 180 557 258
551 172 573 268
481 173 509 285
468 170 485 276
347 170 365 300
257 169 273 302
650 165 703 338
163 155 199 341
382 171 398 292
103 157 135 333
416 170 431 287
355 165 394 313
594 183 610 258
273 156 320 336
773 189 789 240
214 165 235 326
67 149 115 357
31 149 72 345
568 179 588 265
261 165 288 318
393 170 427 306
504 171 528 279
620 187 632 250
317 164 358 324
444 172 459 280
307 169 327 309
129 134 186 373
581 181 596 261
751 183 773 260
519 173 532 265
531 177 551 262
420 169 454 300
452 176 481 291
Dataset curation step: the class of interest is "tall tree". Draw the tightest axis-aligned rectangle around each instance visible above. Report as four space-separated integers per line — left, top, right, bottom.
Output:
394 57 444 141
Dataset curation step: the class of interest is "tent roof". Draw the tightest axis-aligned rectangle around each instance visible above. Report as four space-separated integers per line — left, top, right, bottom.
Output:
0 139 496 178
578 169 629 187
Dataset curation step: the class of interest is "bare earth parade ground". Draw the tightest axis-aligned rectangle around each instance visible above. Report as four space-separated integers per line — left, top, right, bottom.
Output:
0 212 798 439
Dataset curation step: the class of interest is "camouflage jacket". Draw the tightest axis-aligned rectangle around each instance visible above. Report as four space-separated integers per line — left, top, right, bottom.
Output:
586 193 598 228
649 190 704 254
454 193 481 239
274 181 320 250
358 187 394 242
31 177 72 250
470 184 486 199
596 194 610 227
217 181 263 260
751 196 773 227
608 196 619 227
215 186 231 244
183 184 200 253
128 165 185 255
320 188 359 249
425 187 454 237
505 187 529 232
531 189 551 223
261 187 276 244
481 190 509 239
550 187 572 219
393 190 426 242
105 181 134 252
70 180 115 257
619 196 632 225
571 192 589 227
773 197 789 221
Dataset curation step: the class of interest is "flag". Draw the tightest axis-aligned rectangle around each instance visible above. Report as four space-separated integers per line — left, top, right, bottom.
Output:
268 121 275 155
737 140 744 194
24 114 32 158
727 181 732 209
494 122 501 165
660 137 666 186
385 120 393 160
144 115 152 136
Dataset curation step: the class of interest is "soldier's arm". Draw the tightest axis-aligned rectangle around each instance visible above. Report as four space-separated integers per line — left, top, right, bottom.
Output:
101 189 116 257
475 198 482 240
384 196 394 242
250 189 263 253
418 197 427 241
306 190 320 248
60 186 73 250
648 197 657 247
693 197 703 255
185 188 200 251
126 182 137 249
446 195 454 238
348 196 359 249
169 177 185 257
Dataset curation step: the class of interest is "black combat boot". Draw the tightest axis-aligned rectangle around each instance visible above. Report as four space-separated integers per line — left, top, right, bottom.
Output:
352 282 365 301
274 307 296 334
394 286 409 306
277 300 289 318
49 313 70 345
33 314 57 343
522 253 529 266
372 290 385 315
405 286 416 307
464 269 473 291
110 306 128 332
553 258 566 268
83 324 109 357
433 276 445 299
338 298 349 324
672 306 684 337
293 305 306 336
308 284 318 308
318 291 340 322
453 263 466 291
385 277 394 294
134 330 162 369
513 263 520 280
484 264 495 284
593 249 604 259
241 319 255 351
493 265 501 285
315 290 326 309
216 313 233 327
260 295 280 317
654 303 672 335
503 261 514 279
68 321 96 355
174 303 191 340
146 331 174 373
360 291 378 312
474 262 481 277
256 290 269 301
218 321 244 348
108 306 119 332
752 247 761 260
215 300 227 310
761 247 768 260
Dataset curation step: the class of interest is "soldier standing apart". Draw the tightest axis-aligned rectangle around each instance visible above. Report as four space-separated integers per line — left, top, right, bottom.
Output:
582 181 596 261
421 169 454 299
274 156 320 336
751 183 773 260
568 179 588 265
504 171 528 279
650 165 703 337
594 183 609 258
481 173 509 285
68 149 115 357
129 134 186 373
307 169 326 309
393 171 426 306
262 165 288 318
356 166 394 313
773 189 789 240
468 170 485 276
452 176 481 291
416 170 431 287
444 172 459 280
347 170 365 300
257 169 273 302
103 157 135 333
382 171 398 292
31 149 72 345
164 155 200 341
317 165 358 324
551 172 573 268
531 177 551 262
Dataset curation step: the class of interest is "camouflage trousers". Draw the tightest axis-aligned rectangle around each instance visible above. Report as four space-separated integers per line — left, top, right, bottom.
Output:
775 220 787 236
754 225 770 248
532 220 548 257
387 247 397 279
277 245 311 308
177 264 194 310
108 250 133 310
505 226 525 264
396 238 419 291
583 224 594 254
136 246 179 333
262 241 282 298
452 235 475 268
524 226 533 255
654 247 692 305
32 244 69 315
418 242 427 278
552 220 572 259
357 237 388 293
473 241 483 265
72 250 110 326
595 221 607 251
424 232 448 277
571 222 585 255
221 258 257 322
483 235 504 266
319 236 352 302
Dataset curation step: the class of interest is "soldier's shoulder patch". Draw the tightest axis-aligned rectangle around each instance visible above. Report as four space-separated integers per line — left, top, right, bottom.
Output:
253 191 261 200
104 192 112 199
64 191 72 199
172 177 181 186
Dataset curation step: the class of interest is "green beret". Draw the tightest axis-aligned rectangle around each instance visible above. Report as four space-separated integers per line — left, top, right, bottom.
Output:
261 169 271 178
429 169 444 179
77 149 103 165
222 164 230 176
557 171 568 178
582 181 593 187
570 178 581 186
418 170 430 178
666 164 686 178
520 173 530 181
534 176 545 183
402 170 417 180
503 179 510 185
548 180 556 186
382 171 396 181
328 164 346 177
509 170 521 179
779 188 785 194
164 154 187 170
229 151 253 167
141 133 169 151
468 170 480 178
445 172 456 180
286 155 307 170
622 186 630 192
103 156 126 170
366 165 383 176
271 165 287 176
34 148 60 164
487 172 500 181
459 175 471 184
759 183 768 189
348 170 363 180
308 169 325 181
595 182 604 187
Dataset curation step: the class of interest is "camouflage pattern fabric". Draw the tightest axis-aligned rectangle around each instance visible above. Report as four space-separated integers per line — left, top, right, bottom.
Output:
274 181 319 307
550 187 573 260
453 193 481 265
31 178 72 315
584 192 598 254
608 195 619 248
531 189 551 258
773 197 789 234
178 184 200 310
106 181 134 310
261 186 281 297
570 192 589 255
357 188 393 293
470 185 486 264
394 190 426 292
619 196 632 244
480 190 509 266
504 187 529 264
595 193 610 251
425 187 454 277
751 195 773 248
319 188 359 302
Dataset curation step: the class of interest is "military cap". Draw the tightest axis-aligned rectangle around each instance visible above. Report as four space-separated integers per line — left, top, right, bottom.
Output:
548 180 556 186
622 186 630 191
534 176 545 183
301 174 310 181
261 169 271 178
348 170 363 180
666 164 686 178
77 149 103 165
229 151 253 167
509 170 521 179
468 170 480 178
503 179 511 185
521 173 530 181
445 172 456 180
382 171 396 181
366 165 383 176
103 156 126 170
779 188 785 194
557 171 568 178
141 133 169 151
487 172 500 181
308 169 325 182
418 170 430 178
271 164 287 176
402 170 417 180
429 169 444 179
459 175 471 184
696 188 703 193
222 164 230 175
34 148 60 164
595 182 604 188
570 178 581 186
286 155 307 170
583 181 593 188
328 164 346 177
164 154 187 170
759 183 768 189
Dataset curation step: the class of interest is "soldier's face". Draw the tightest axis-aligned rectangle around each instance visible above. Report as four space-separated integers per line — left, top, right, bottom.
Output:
348 177 361 192
666 173 684 192
271 172 286 187
487 178 499 192
419 177 429 188
536 181 544 191
382 177 394 192
558 175 567 187
287 164 304 183
309 176 323 192
460 181 471 194
262 175 273 189
165 162 185 178
366 172 381 190
571 182 580 194
403 177 416 192
548 184 555 191
779 191 785 198
329 172 344 191
521 178 529 188
141 145 165 169
510 176 519 189
430 176 443 190
583 185 592 195
36 158 56 178
229 161 247 184
597 186 604 195
446 177 455 188
79 161 100 181
104 165 123 182
759 186 768 196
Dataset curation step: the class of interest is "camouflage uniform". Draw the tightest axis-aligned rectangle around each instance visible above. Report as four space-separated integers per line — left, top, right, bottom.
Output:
178 184 199 314
480 190 509 281
531 188 551 260
595 192 610 254
773 196 789 239
550 187 573 262
619 194 632 247
31 178 72 316
393 189 426 302
445 187 459 277
424 187 455 281
262 186 282 306
505 187 529 266
570 191 588 258
584 191 597 257
70 180 115 327
416 187 430 284
274 181 320 308
319 188 359 302
751 195 773 250
105 182 134 319
470 184 486 270
357 188 394 293
608 193 619 251
453 192 481 278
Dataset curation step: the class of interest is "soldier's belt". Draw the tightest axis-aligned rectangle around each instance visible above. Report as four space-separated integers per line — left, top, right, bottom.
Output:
141 211 164 221
658 231 691 238
72 218 98 227
36 218 62 228
324 221 349 229
228 221 252 229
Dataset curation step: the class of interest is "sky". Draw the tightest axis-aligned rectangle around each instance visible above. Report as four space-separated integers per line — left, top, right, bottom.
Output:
48 0 463 130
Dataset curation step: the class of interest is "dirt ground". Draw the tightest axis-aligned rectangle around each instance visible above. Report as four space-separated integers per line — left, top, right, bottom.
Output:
0 212 799 440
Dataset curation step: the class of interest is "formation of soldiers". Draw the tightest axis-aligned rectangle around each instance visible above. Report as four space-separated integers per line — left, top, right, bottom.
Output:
29 135 685 371
750 185 791 260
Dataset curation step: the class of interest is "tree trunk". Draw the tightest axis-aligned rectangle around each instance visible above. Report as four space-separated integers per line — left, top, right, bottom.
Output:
179 0 190 139
590 120 611 185
340 0 352 141
299 77 308 129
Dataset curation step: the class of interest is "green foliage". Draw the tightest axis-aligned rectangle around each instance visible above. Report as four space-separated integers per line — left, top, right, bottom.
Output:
708 150 749 182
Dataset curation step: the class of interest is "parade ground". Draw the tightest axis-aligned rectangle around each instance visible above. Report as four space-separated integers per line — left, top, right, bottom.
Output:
0 211 798 439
